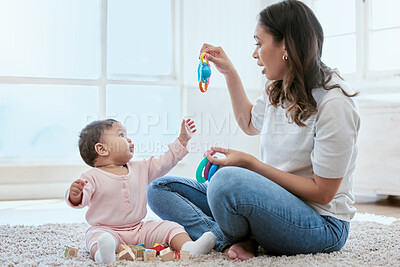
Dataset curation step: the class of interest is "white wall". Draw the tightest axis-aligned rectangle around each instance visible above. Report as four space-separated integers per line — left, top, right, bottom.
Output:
352 89 400 196
0 164 89 200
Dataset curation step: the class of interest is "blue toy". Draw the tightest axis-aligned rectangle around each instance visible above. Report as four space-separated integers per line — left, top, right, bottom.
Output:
198 52 211 93
196 150 219 183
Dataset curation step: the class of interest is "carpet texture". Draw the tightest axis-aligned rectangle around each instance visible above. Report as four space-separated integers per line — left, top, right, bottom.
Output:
1 215 399 266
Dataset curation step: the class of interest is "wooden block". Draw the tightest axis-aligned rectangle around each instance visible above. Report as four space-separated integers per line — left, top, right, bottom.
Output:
132 243 145 248
159 247 173 262
64 246 78 258
143 249 156 262
117 244 128 254
174 250 190 260
117 245 135 261
151 243 165 255
132 245 145 259
180 251 190 260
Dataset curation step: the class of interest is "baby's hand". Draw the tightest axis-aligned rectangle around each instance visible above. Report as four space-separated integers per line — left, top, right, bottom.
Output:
69 179 87 206
178 119 196 147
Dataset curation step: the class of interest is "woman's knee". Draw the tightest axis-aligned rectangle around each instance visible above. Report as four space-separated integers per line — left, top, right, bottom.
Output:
148 176 199 208
147 181 160 201
148 175 183 194
207 166 246 204
147 176 171 207
207 166 281 208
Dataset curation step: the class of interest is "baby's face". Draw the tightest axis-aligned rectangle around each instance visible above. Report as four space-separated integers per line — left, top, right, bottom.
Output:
102 123 134 164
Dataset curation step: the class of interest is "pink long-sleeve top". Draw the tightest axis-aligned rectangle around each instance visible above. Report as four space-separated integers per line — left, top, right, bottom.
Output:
65 139 188 228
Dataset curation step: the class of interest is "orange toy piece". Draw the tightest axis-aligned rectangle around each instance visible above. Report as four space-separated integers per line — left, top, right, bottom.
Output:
199 81 208 93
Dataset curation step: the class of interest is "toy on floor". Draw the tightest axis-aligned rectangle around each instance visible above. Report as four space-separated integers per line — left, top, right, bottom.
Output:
64 246 78 258
113 243 190 262
174 250 190 260
132 244 145 259
117 244 135 261
196 150 220 183
151 243 165 255
160 247 174 262
143 249 157 262
198 52 211 93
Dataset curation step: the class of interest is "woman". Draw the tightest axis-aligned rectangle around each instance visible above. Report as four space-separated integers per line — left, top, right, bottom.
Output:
148 0 360 261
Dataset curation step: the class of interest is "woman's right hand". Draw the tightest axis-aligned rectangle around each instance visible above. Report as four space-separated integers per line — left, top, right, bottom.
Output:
206 147 255 169
200 43 236 75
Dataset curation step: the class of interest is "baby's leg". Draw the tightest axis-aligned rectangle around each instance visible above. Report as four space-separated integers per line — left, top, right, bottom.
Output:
93 233 117 263
86 228 119 264
138 220 215 255
177 232 216 255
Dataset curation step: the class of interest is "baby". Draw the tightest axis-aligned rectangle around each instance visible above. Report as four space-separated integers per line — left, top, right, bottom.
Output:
66 118 215 264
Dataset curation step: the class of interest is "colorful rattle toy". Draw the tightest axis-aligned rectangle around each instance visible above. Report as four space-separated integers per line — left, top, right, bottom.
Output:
198 52 211 93
196 150 219 183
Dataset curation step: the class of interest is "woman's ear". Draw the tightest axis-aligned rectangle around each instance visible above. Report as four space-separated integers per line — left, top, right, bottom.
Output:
94 143 109 156
282 42 288 61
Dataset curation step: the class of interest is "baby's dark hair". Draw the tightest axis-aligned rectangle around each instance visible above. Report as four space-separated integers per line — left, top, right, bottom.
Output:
78 119 119 167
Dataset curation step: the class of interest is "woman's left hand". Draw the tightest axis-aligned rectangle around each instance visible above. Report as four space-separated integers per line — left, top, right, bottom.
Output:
206 147 254 169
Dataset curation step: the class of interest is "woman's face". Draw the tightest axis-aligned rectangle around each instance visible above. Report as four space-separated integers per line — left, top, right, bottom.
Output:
253 23 288 80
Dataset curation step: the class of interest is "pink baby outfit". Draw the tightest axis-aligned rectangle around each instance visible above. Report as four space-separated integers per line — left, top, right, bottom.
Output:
65 139 189 251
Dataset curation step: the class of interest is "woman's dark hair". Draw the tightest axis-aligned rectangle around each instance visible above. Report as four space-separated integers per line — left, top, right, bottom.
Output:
78 119 119 167
258 0 358 126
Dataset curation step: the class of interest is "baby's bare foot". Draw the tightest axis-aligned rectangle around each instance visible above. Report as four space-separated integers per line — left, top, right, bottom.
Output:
225 239 257 262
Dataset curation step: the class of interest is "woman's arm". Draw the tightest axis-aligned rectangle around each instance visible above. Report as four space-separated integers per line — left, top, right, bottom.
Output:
207 147 343 205
224 69 260 136
247 155 343 205
200 44 260 136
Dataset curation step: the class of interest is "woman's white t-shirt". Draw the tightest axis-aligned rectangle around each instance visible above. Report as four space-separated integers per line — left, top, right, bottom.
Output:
251 75 360 222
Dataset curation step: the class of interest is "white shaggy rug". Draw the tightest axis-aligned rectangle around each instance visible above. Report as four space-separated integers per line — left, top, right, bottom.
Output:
0 213 399 266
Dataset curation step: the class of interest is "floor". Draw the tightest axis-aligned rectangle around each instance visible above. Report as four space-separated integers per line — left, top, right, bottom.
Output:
0 194 399 226
353 194 400 218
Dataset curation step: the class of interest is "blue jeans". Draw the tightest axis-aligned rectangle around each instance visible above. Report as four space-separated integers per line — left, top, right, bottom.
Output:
147 166 349 255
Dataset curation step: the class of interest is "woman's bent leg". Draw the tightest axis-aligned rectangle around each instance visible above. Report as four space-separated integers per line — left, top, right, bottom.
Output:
148 176 231 252
207 167 349 255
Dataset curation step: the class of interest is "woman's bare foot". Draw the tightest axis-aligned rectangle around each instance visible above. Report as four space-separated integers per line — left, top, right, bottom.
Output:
224 239 258 262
